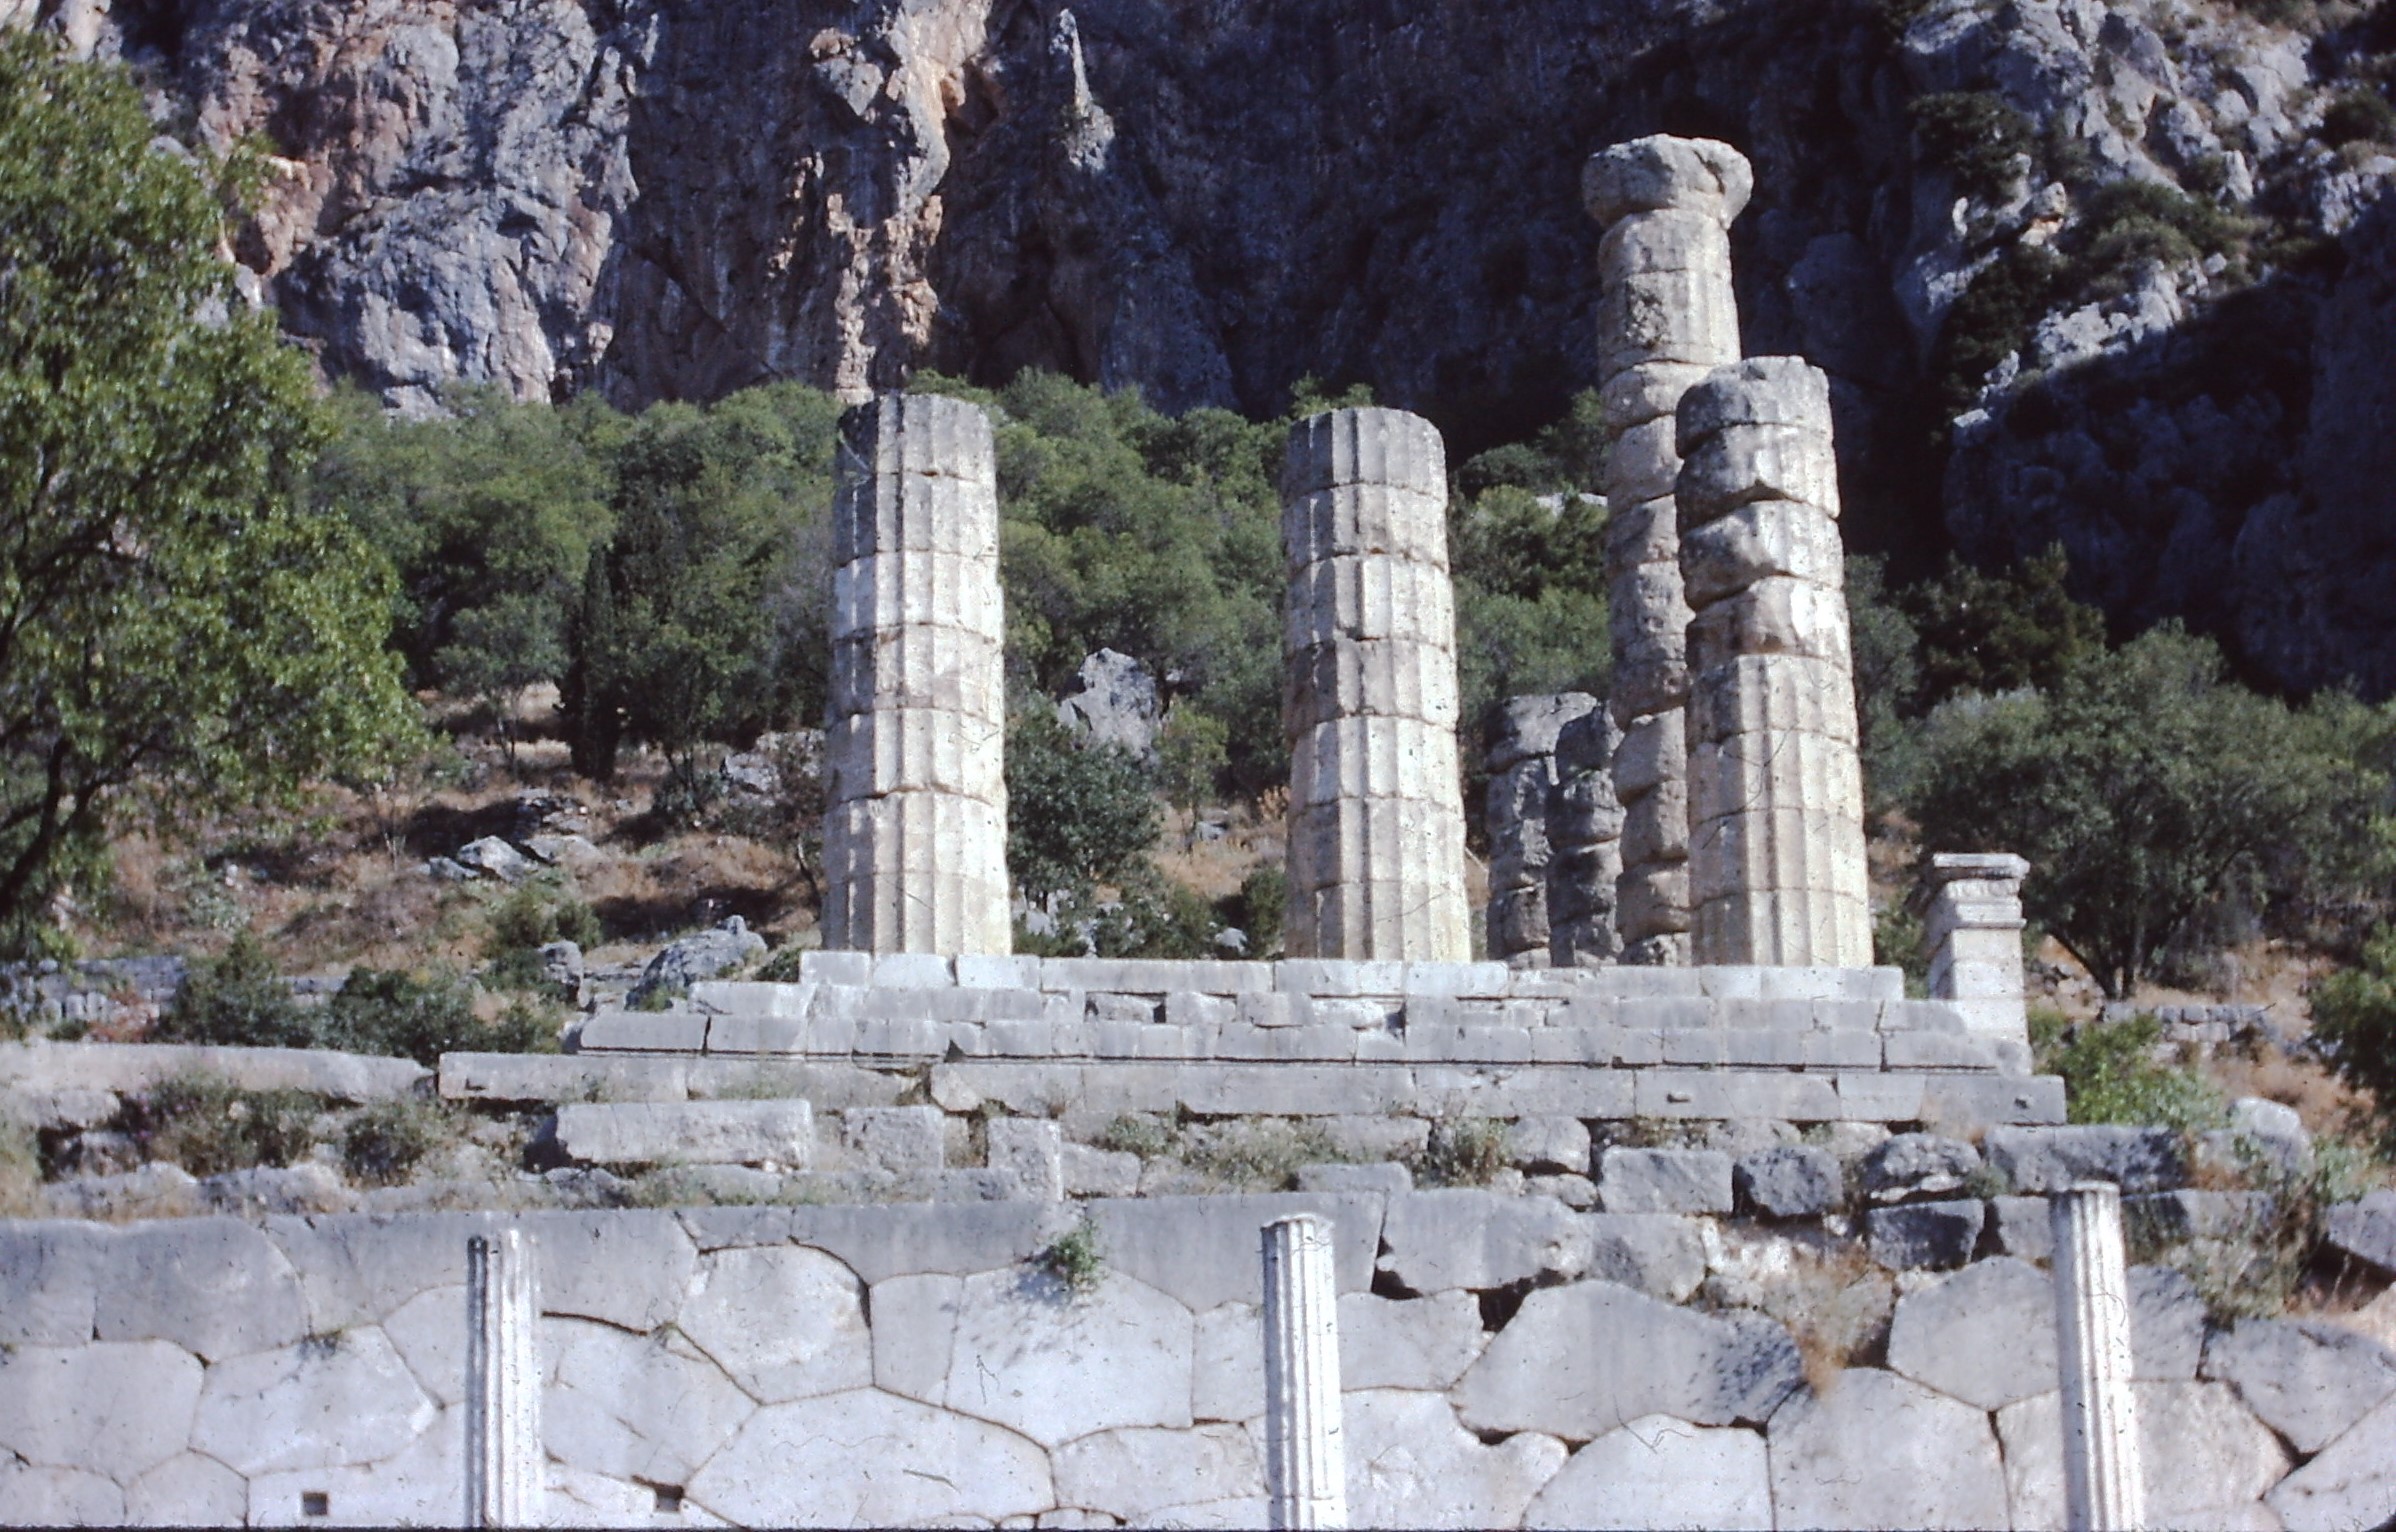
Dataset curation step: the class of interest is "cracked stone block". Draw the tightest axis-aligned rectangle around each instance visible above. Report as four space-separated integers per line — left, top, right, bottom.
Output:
544 1318 756 1488
1734 1144 1842 1218
1525 1414 1770 1531
2202 1317 2396 1454
2267 1393 2396 1532
1857 1133 1981 1202
843 1105 947 1174
1597 1147 1734 1214
1983 1125 2186 1193
0 1340 202 1482
1999 1380 2291 1531
1345 1388 1568 1529
1769 1369 2008 1531
1339 1290 1488 1391
192 1328 437 1478
686 1389 1051 1527
679 1246 873 1404
1864 1199 1985 1270
554 1100 814 1168
940 1267 1193 1448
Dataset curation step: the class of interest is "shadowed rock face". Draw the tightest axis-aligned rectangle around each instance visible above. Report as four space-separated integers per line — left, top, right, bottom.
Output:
42 0 2396 697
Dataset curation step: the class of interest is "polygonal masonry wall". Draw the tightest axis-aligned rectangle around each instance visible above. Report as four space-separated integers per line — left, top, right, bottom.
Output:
1280 408 1473 965
0 1199 2373 1530
821 393 1010 956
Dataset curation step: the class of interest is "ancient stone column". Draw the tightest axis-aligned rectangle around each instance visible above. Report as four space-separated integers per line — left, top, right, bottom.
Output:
1485 693 1598 967
1261 1213 1346 1531
1674 357 1873 967
466 1230 541 1530
1927 852 2032 1041
823 393 1010 955
1281 408 1471 962
2051 1183 2145 1532
1548 707 1625 967
1584 135 1752 966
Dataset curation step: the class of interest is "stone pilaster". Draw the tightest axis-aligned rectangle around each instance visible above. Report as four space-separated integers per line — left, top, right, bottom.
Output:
1674 357 1872 967
1261 1213 1346 1531
823 393 1010 955
1485 693 1598 967
1927 852 2032 1042
2051 1183 2145 1532
1583 135 1752 966
1280 408 1471 962
1547 707 1625 968
465 1230 541 1531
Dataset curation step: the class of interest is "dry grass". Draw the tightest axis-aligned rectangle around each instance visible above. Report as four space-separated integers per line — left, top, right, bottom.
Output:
1704 1230 1891 1393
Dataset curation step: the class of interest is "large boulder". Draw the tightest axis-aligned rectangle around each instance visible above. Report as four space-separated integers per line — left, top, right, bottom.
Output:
1767 1369 2009 1531
1344 1388 1567 1530
2202 1318 2396 1455
1055 649 1161 759
1525 1414 1771 1531
631 917 767 1003
2325 1190 2396 1275
1984 1124 2186 1193
1886 1256 2056 1411
1999 1380 2291 1530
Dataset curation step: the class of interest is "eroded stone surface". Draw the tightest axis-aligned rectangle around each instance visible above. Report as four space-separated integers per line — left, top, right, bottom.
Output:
1345 1387 1567 1530
1999 1381 2292 1531
1886 1256 2058 1411
1767 1369 2008 1532
0 1221 110 1348
245 1405 462 1529
2268 1393 2396 1532
1340 1289 1487 1392
95 1216 308 1362
543 1318 756 1486
687 1388 1052 1528
0 1340 202 1481
1380 1189 1590 1293
1735 1144 1841 1219
1598 1147 1733 1214
2203 1318 2396 1455
122 1451 248 1528
1525 1413 1771 1531
941 1267 1193 1447
1454 1279 1799 1439
679 1245 874 1402
1053 1423 1263 1527
192 1327 436 1478
0 1461 123 1527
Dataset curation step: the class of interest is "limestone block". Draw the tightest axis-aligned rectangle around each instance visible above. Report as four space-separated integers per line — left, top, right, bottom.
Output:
1886 1256 2056 1410
95 1216 308 1363
1054 1423 1265 1527
1524 1414 1771 1531
1583 135 1754 226
1999 1381 2291 1531
532 1211 702 1334
843 1105 947 1173
1062 1143 1141 1197
0 1340 201 1481
1601 360 1717 431
376 1283 468 1408
1596 270 1744 377
1618 776 1690 869
831 396 997 559
2202 1318 2396 1454
1504 1115 1591 1175
941 1267 1192 1447
543 1318 755 1487
1984 1124 2187 1193
1603 415 1687 506
0 1221 109 1347
1735 1145 1843 1218
868 1271 961 1406
1282 405 1446 502
823 700 1006 798
1989 1195 2056 1262
0 1461 123 1527
2326 1189 2396 1273
555 1100 813 1168
829 554 1005 646
1299 1163 1413 1197
686 1388 1052 1528
1864 1200 1984 1269
193 1327 436 1476
1345 1388 1568 1531
1768 1369 2008 1531
1677 424 1842 528
1454 1280 1801 1439
1858 1133 1981 1200
2268 1393 2396 1532
243 1405 461 1528
1338 1290 1487 1391
1679 501 1845 611
543 1465 664 1529
987 1117 1064 1201
0 1037 428 1102
678 1245 873 1403
1193 1301 1264 1423
1286 636 1462 732
1603 493 1680 572
1584 1214 1709 1302
122 1451 247 1528
1686 654 1858 754
1090 1193 1382 1313
1379 1189 1592 1293
1597 1147 1733 1214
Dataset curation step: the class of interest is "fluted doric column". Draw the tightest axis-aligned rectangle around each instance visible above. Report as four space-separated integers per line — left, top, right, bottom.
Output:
1486 693 1598 967
2052 1183 2145 1532
1584 135 1752 966
1262 1214 1345 1530
1280 408 1471 961
823 393 1010 954
466 1230 541 1530
1675 357 1872 966
1547 707 1625 967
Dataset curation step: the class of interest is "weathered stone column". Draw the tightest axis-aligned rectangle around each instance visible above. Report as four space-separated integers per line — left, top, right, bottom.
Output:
823 393 1010 954
1281 408 1471 962
1261 1213 1346 1530
1584 135 1752 966
1927 852 2032 1041
2051 1183 2145 1532
1674 357 1872 967
1547 707 1625 968
466 1229 541 1530
1485 693 1598 967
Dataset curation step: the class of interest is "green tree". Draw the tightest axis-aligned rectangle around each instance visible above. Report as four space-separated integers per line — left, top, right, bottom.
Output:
0 36 416 948
1005 709 1159 904
2313 926 2396 1144
1911 627 2367 996
1903 546 2107 708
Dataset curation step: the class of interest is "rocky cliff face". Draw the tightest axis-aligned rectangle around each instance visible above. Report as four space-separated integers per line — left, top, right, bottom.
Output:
22 0 2396 696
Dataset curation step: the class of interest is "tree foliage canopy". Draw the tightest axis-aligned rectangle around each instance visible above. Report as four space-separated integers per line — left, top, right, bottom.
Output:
0 35 415 949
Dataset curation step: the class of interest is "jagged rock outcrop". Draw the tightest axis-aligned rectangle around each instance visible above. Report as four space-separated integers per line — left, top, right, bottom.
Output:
22 0 2396 696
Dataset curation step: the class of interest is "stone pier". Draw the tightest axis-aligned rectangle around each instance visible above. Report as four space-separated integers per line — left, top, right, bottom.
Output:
1280 408 1471 962
1927 853 2032 1043
1583 135 1753 966
1674 357 1872 968
2052 1183 2145 1532
465 1230 541 1530
1485 693 1598 967
823 393 1011 955
1261 1213 1346 1530
1547 707 1625 968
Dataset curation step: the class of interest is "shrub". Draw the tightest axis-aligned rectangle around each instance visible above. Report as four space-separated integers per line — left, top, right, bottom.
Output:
1182 1119 1343 1191
1098 1113 1174 1158
2324 87 2396 149
137 1074 318 1176
2312 925 2396 1145
1419 1117 1508 1186
1006 709 1159 905
2031 1011 2226 1133
1909 91 2035 202
155 932 314 1049
321 967 554 1063
485 878 603 990
1038 1216 1106 1294
1229 864 1289 960
341 1098 456 1186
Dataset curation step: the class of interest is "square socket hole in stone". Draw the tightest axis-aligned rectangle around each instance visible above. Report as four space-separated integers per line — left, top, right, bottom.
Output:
652 1485 685 1515
300 1491 330 1518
